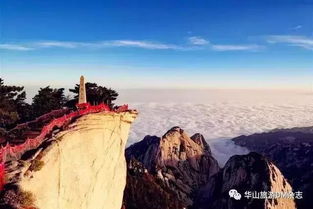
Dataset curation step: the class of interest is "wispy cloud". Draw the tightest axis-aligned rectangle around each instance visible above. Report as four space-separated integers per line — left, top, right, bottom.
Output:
0 40 190 51
35 41 83 48
292 25 302 30
267 35 313 50
0 39 264 52
188 36 209 45
107 40 181 49
211 44 263 51
0 44 33 51
188 36 262 51
27 40 182 50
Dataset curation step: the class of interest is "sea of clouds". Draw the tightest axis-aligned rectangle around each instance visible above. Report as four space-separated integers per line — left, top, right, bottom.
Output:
117 89 313 166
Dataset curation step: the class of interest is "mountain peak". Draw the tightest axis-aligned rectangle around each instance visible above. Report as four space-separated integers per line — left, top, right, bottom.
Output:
195 152 296 209
162 126 184 136
191 133 211 154
126 126 219 206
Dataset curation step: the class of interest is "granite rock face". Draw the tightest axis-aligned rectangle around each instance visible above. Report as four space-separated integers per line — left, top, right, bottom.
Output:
232 127 313 209
124 126 298 209
2 111 137 209
194 152 296 209
125 126 220 206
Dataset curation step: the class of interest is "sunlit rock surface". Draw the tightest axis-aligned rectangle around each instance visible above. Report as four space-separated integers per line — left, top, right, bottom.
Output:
125 127 219 206
4 111 137 209
194 152 296 209
232 127 313 209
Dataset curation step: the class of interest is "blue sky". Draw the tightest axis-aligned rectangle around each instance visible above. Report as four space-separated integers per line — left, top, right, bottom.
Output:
0 0 312 90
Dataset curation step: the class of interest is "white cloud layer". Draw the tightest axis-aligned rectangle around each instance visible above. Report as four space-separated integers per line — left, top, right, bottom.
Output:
267 35 313 50
118 89 313 166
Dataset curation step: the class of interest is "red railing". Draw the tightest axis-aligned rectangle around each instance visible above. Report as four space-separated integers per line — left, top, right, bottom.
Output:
0 103 128 190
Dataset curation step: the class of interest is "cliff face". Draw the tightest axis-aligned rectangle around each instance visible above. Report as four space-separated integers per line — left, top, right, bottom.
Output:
125 127 220 206
122 159 185 209
232 127 313 209
194 152 296 209
2 111 137 209
124 127 297 209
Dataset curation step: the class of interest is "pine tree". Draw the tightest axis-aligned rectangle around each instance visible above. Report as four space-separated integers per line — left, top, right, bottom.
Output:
68 82 118 109
32 86 67 117
0 78 28 130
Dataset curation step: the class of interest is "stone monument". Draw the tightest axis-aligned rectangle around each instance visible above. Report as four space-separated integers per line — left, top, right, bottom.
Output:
79 75 87 104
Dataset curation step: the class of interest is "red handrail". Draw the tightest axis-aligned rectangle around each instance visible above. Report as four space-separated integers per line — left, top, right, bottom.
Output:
0 103 128 190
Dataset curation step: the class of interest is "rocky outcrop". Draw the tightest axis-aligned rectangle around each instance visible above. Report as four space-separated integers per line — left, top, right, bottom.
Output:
194 152 296 209
1 111 137 209
190 133 212 155
125 126 220 206
232 127 313 209
124 126 297 209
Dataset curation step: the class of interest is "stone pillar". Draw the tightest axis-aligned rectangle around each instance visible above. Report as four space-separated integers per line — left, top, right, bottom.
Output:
79 75 87 104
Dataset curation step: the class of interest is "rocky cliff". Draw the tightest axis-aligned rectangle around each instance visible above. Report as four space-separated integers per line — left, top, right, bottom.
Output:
122 158 185 209
232 127 313 209
124 127 297 209
125 127 220 207
194 152 296 209
1 111 137 209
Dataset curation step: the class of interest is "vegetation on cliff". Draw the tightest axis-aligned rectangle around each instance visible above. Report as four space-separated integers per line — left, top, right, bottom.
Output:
0 77 119 140
1 110 137 209
67 82 118 109
123 159 184 209
0 78 30 131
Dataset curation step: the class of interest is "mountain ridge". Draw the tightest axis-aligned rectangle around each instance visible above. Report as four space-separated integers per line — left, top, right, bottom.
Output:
124 126 296 209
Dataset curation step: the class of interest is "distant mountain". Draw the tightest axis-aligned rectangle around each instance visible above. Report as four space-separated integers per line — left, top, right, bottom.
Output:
125 127 220 207
124 127 295 209
194 152 295 209
232 126 313 209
